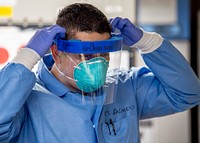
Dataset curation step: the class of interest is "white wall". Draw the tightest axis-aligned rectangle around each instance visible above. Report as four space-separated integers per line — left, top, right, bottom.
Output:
0 27 36 69
0 0 136 25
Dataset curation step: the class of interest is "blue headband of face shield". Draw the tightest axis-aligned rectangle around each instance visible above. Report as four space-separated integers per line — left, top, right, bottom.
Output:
53 34 123 54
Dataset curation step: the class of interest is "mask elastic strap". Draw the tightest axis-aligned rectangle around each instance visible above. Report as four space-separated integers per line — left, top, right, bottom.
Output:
63 53 81 70
54 64 78 82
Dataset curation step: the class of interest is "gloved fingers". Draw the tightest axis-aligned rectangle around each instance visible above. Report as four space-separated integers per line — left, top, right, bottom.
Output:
121 33 134 46
59 32 66 38
109 17 122 29
117 18 133 29
111 27 116 33
110 17 124 33
110 17 134 29
109 18 116 33
43 25 66 39
110 17 143 46
108 18 113 23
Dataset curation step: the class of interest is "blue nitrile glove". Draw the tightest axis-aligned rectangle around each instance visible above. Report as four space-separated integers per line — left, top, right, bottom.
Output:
110 17 143 46
26 24 66 57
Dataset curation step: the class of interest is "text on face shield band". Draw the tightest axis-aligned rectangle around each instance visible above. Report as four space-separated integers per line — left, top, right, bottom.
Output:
54 36 123 54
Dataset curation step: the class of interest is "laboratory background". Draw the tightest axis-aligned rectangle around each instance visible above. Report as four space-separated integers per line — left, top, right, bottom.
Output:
0 0 199 143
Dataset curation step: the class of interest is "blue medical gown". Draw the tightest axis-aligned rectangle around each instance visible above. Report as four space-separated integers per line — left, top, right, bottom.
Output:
0 39 200 143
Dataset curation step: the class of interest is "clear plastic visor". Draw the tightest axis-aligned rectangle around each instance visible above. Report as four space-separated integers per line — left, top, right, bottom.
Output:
54 35 123 105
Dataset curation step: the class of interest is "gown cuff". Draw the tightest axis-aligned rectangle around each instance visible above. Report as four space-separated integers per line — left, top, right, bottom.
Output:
131 30 164 54
11 48 41 70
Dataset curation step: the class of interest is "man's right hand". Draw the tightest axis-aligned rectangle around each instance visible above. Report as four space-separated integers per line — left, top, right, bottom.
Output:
26 24 66 57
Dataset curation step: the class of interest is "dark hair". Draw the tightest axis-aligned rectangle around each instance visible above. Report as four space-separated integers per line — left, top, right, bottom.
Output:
56 3 111 39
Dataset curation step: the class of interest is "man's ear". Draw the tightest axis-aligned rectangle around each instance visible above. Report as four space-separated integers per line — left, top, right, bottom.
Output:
50 44 61 64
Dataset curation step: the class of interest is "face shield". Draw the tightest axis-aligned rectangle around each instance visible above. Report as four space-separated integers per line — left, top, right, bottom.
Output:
54 34 123 105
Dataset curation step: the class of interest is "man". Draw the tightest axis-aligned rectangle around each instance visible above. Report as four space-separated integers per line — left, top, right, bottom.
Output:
0 3 200 143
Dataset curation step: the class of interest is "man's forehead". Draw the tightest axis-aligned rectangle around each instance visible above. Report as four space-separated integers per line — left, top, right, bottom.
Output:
75 32 110 41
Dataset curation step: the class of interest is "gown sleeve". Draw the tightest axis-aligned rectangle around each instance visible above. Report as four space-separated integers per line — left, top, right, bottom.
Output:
0 63 36 141
135 39 200 119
